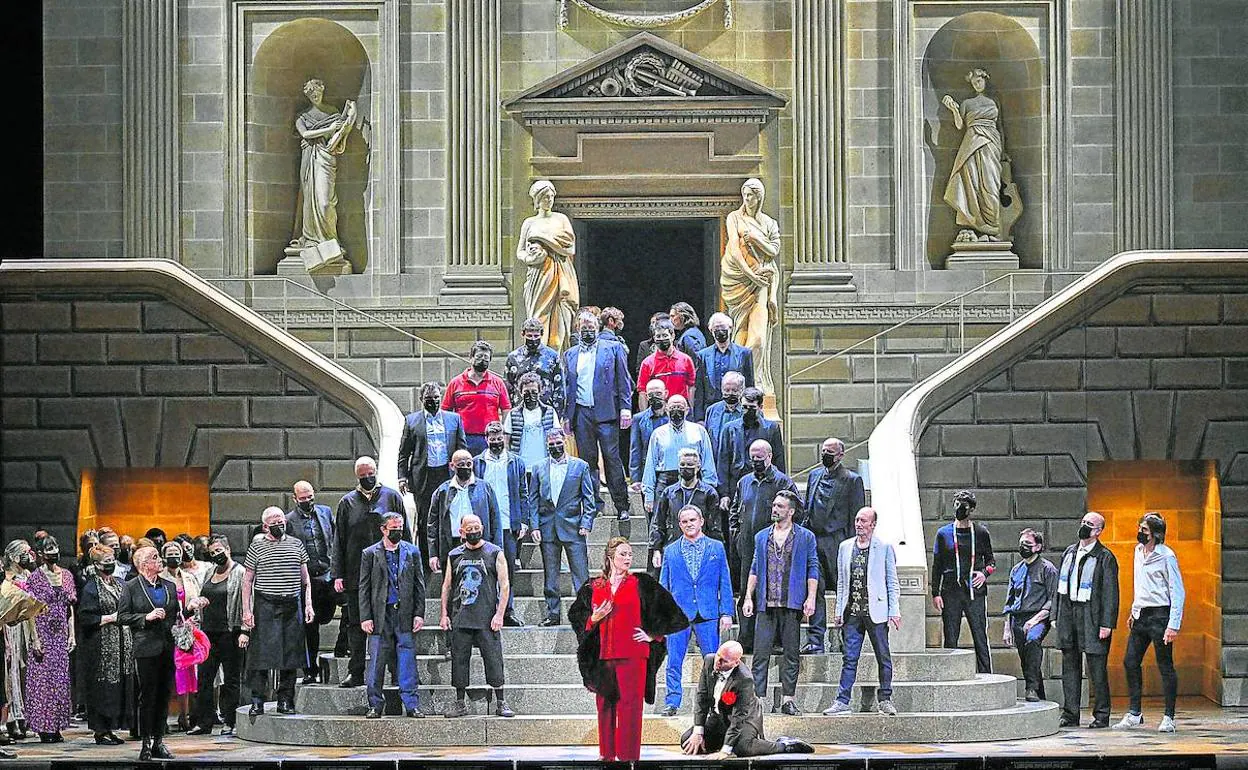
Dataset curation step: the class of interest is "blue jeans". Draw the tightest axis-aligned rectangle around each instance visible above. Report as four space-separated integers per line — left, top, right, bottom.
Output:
837 614 893 704
366 604 420 710
571 413 629 513
665 618 721 708
540 537 588 620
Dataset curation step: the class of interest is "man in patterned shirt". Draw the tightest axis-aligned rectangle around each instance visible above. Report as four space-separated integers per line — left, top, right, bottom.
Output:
505 317 566 419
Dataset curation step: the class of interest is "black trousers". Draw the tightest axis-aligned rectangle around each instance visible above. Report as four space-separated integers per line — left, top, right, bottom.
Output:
752 607 801 698
681 714 781 757
734 553 754 651
805 534 843 651
195 629 242 728
343 590 368 680
1009 615 1047 699
134 651 175 739
303 578 337 675
1124 606 1177 717
941 586 992 674
248 668 296 705
449 627 505 690
1061 612 1111 724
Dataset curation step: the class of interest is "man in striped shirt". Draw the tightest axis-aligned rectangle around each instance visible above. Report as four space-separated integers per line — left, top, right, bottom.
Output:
241 507 314 716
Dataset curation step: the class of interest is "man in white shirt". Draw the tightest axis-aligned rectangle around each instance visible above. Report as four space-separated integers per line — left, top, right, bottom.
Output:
641 395 718 512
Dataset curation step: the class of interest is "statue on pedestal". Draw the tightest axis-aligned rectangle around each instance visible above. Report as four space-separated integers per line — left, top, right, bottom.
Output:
941 68 1023 267
286 77 356 275
515 180 580 350
720 178 781 394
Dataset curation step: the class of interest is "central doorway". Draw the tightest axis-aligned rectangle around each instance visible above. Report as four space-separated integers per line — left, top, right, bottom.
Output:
576 219 721 367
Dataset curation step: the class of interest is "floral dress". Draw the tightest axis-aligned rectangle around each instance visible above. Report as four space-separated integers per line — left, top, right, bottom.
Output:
24 567 76 733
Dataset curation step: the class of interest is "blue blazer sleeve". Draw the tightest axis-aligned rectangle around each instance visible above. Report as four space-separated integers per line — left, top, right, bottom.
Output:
611 343 633 413
803 530 819 582
659 549 672 591
562 349 577 423
715 543 735 618
448 413 467 455
628 417 645 479
577 463 597 531
484 484 502 546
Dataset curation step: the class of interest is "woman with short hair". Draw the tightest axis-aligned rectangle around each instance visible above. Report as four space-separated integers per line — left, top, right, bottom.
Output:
77 544 133 745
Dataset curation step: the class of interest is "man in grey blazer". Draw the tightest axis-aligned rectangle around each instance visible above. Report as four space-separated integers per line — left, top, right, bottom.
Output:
526 429 596 626
824 506 901 716
359 513 427 718
680 641 813 758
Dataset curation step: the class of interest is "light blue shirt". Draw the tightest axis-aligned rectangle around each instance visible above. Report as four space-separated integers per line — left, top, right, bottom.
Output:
482 452 511 530
426 412 448 466
449 479 475 533
642 421 719 505
550 458 569 503
576 343 597 407
519 408 547 471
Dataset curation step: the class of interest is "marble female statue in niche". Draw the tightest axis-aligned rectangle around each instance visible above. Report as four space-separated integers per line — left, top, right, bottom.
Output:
515 180 579 350
720 177 781 394
942 68 1012 244
291 78 356 261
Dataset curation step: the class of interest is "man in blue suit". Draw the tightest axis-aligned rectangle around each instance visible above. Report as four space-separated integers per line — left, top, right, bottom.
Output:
659 505 734 716
562 312 634 520
474 421 532 626
528 429 596 626
359 513 426 718
397 381 468 570
692 313 755 421
702 371 745 455
742 490 818 715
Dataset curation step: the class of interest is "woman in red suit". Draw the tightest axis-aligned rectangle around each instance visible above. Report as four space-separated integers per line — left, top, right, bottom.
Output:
570 536 688 761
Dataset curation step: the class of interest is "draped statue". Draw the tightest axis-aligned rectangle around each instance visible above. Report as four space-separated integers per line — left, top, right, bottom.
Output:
942 68 1011 244
289 78 355 272
720 178 781 394
515 180 580 350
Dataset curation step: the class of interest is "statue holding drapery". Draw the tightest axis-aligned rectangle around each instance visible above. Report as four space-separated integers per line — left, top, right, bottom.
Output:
720 177 781 394
515 180 580 350
289 77 356 273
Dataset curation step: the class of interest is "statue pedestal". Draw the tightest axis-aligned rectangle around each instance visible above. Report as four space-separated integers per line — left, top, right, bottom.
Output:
279 240 353 277
946 240 1019 270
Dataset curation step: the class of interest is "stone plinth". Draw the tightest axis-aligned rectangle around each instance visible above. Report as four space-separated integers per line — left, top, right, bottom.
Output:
947 241 1021 270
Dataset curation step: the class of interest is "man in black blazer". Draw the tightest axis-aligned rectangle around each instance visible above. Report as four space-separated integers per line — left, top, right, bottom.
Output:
359 513 427 718
1054 511 1120 728
118 544 182 760
680 641 812 758
397 382 468 568
715 388 786 506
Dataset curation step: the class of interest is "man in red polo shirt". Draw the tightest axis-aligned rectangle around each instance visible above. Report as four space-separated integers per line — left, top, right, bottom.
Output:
637 317 696 402
443 341 512 456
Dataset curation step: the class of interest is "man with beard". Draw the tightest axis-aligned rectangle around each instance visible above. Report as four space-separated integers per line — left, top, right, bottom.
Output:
505 317 566 419
444 340 512 456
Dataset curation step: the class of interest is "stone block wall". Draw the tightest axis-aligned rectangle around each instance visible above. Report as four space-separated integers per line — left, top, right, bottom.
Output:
0 297 374 552
914 289 1248 705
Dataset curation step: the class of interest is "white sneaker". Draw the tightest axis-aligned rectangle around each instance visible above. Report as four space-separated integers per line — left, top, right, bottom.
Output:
822 701 851 716
1158 715 1176 733
1112 712 1143 730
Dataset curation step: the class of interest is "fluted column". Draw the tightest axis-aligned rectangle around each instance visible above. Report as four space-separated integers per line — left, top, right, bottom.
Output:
1115 0 1173 251
787 0 855 303
122 0 179 259
441 0 507 303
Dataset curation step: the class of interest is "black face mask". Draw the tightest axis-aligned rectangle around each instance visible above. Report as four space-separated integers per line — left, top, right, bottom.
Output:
116 546 131 565
1137 531 1150 545
1078 523 1094 540
164 556 181 570
668 408 686 424
525 338 540 352
522 393 539 409
723 393 741 407
713 329 731 344
98 561 117 576
954 508 970 521
182 551 194 563
548 445 565 459
488 441 505 454
751 459 768 477
211 552 229 566
386 530 404 544
423 397 439 413
464 531 484 545
269 525 286 540
1018 544 1034 559
359 475 378 491
455 466 472 482
17 555 34 570
472 359 489 373
657 338 672 351
743 406 760 425
679 467 697 482
298 499 315 512
580 331 597 346
44 551 60 563
647 396 664 411
821 452 839 468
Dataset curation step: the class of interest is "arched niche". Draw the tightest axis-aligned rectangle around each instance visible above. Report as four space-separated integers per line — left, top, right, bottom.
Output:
247 18 373 275
921 11 1046 269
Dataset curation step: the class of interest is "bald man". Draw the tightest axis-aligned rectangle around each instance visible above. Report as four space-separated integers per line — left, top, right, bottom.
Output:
680 641 812 758
1053 511 1119 728
286 480 338 682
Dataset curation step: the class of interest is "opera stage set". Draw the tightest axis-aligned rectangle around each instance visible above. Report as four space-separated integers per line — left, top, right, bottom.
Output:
9 0 1248 766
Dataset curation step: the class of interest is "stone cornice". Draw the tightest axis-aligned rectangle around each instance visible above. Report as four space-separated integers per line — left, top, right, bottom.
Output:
257 308 513 329
784 304 1031 325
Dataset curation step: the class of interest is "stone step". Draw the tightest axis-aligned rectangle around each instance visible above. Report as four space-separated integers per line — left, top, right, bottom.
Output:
295 673 1017 717
516 539 651 569
236 700 1059 747
318 647 977 686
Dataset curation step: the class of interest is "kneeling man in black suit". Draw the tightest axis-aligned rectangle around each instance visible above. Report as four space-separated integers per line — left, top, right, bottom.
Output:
680 640 814 758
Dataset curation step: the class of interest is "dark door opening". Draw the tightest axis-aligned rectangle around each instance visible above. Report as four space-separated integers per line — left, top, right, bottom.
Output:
576 219 720 369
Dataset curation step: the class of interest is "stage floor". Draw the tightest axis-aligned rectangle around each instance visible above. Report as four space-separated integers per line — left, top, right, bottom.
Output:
8 699 1246 764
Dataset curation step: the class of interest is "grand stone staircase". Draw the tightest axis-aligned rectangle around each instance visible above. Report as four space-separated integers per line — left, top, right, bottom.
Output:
237 493 1058 747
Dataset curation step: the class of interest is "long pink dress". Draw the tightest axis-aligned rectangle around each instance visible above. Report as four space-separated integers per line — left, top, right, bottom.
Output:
173 586 198 695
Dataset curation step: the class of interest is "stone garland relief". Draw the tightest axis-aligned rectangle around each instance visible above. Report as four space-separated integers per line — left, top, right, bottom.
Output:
557 0 733 30
941 68 1024 266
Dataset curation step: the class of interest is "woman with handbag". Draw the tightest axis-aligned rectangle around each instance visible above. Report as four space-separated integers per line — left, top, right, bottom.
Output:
119 546 182 760
569 537 688 761
160 541 207 732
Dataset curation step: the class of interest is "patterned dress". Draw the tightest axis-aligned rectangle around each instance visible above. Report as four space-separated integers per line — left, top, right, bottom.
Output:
79 574 133 733
24 567 76 733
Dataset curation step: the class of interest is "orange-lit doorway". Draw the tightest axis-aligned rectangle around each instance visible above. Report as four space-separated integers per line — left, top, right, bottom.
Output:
78 468 211 544
1086 460 1222 703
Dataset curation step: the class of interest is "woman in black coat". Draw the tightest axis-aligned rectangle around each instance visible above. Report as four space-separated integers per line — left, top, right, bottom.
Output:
569 536 688 761
76 544 134 745
118 545 182 761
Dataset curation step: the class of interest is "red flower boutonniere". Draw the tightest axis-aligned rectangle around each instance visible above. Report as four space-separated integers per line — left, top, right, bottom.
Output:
720 691 737 706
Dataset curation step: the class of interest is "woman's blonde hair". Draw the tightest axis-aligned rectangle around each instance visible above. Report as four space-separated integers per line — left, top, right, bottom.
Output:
600 536 632 579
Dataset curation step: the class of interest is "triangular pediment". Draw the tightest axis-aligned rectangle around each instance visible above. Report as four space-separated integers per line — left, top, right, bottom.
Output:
504 32 785 107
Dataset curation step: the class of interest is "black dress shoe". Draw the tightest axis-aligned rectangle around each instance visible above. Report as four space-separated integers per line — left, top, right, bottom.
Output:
139 738 153 761
186 725 211 736
301 674 319 685
94 733 116 745
538 616 560 627
1059 715 1078 727
276 701 296 715
249 703 265 718
659 705 678 717
0 748 14 759
502 614 523 627
800 642 824 655
150 740 174 759
777 737 815 754
365 707 383 719
778 701 802 716
405 708 424 718
1088 719 1109 729
106 732 127 745
339 675 365 688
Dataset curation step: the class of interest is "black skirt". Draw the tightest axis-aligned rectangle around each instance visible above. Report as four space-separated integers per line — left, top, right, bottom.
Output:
246 592 309 671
